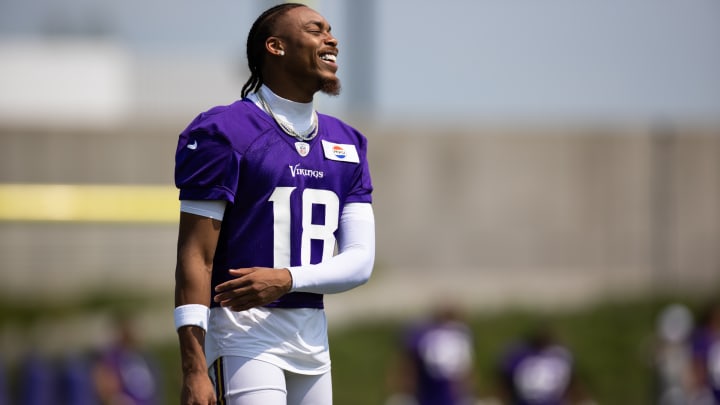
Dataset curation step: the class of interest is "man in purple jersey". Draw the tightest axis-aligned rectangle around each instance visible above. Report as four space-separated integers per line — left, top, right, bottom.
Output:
687 302 720 403
387 304 477 405
497 325 592 405
93 315 161 405
173 3 374 405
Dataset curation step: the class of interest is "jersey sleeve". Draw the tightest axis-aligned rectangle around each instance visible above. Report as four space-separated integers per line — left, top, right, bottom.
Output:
174 118 241 203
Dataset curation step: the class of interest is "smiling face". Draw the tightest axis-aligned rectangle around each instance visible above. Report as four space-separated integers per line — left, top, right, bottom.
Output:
266 6 341 100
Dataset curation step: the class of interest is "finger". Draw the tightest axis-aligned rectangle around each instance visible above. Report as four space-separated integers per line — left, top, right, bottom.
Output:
228 268 253 276
214 268 255 292
214 281 240 293
215 286 268 309
213 287 250 303
216 295 244 308
216 283 266 305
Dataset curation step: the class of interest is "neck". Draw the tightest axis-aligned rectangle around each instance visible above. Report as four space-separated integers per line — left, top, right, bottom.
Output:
262 78 315 103
258 85 314 117
249 85 318 139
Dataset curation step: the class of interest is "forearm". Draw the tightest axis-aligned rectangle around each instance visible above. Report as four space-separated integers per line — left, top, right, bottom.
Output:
288 203 375 294
175 260 212 371
178 326 208 373
174 212 221 373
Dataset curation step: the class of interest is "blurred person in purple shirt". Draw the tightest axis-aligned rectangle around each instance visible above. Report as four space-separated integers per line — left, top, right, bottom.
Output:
18 351 58 405
0 356 8 405
93 315 160 405
497 324 593 405
387 304 477 405
687 302 720 404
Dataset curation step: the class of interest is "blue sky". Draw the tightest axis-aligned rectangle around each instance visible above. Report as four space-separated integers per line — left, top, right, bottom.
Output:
371 0 720 123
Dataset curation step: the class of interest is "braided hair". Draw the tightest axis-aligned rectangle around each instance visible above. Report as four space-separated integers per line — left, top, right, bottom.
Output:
241 2 307 98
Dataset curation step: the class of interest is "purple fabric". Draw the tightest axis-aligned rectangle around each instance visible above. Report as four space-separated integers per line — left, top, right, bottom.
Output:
100 346 159 405
19 354 58 405
404 321 474 405
175 98 373 308
690 328 720 401
500 343 573 405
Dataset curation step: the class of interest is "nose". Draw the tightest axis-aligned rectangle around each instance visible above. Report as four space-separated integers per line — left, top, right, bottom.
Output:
325 33 338 47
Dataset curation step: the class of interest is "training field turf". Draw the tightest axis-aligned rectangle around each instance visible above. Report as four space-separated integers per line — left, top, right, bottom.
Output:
0 292 714 404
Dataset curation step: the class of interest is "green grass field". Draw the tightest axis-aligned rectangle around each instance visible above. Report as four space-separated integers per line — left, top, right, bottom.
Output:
317 299 657 405
1 292 715 404
151 293 713 405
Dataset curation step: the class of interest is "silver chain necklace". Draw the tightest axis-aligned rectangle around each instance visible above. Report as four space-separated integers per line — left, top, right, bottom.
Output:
257 91 319 142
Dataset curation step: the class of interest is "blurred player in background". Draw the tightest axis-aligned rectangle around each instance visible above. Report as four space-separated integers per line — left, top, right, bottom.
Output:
17 351 57 405
93 314 161 405
0 356 9 405
173 3 375 404
652 303 695 405
496 323 594 405
686 301 720 404
386 303 477 405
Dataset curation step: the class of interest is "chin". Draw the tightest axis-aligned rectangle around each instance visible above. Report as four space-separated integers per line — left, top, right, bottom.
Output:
320 77 341 96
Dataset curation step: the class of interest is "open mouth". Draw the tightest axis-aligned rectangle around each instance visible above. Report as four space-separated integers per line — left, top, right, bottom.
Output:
320 53 337 63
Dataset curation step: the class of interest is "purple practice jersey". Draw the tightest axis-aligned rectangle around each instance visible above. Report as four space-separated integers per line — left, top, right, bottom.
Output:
500 343 573 405
175 98 373 309
98 346 160 405
690 328 720 401
405 321 474 405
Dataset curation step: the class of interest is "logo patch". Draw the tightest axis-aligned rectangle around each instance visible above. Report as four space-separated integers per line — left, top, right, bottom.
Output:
332 145 346 159
187 140 198 150
322 140 359 163
295 141 310 157
289 164 324 178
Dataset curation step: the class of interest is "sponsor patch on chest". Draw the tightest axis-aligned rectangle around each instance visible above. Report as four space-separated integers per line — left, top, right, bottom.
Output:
321 140 359 163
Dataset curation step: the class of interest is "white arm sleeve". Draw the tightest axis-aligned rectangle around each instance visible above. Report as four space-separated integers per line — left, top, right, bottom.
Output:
180 200 227 220
288 202 375 294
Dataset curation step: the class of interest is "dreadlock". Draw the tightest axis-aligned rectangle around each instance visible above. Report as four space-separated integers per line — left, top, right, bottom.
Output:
241 2 307 98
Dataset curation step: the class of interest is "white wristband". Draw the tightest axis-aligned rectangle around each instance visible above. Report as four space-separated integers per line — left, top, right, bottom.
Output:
174 304 210 331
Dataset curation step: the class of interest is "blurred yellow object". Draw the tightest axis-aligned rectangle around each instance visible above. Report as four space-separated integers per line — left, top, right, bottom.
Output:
0 184 179 223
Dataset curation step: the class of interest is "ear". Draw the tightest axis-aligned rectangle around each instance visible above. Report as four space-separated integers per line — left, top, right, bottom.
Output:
266 37 285 57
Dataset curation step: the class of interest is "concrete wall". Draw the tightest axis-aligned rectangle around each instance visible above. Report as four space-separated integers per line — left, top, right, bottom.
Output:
1 123 719 312
364 125 720 313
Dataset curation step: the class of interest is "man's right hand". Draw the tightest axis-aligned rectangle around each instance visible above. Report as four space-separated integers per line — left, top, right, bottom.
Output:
181 370 217 405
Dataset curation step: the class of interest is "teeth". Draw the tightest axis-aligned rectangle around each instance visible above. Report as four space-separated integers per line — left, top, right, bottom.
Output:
321 54 336 62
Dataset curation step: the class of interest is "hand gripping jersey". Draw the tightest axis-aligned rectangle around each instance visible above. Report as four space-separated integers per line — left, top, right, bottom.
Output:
175 98 373 309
